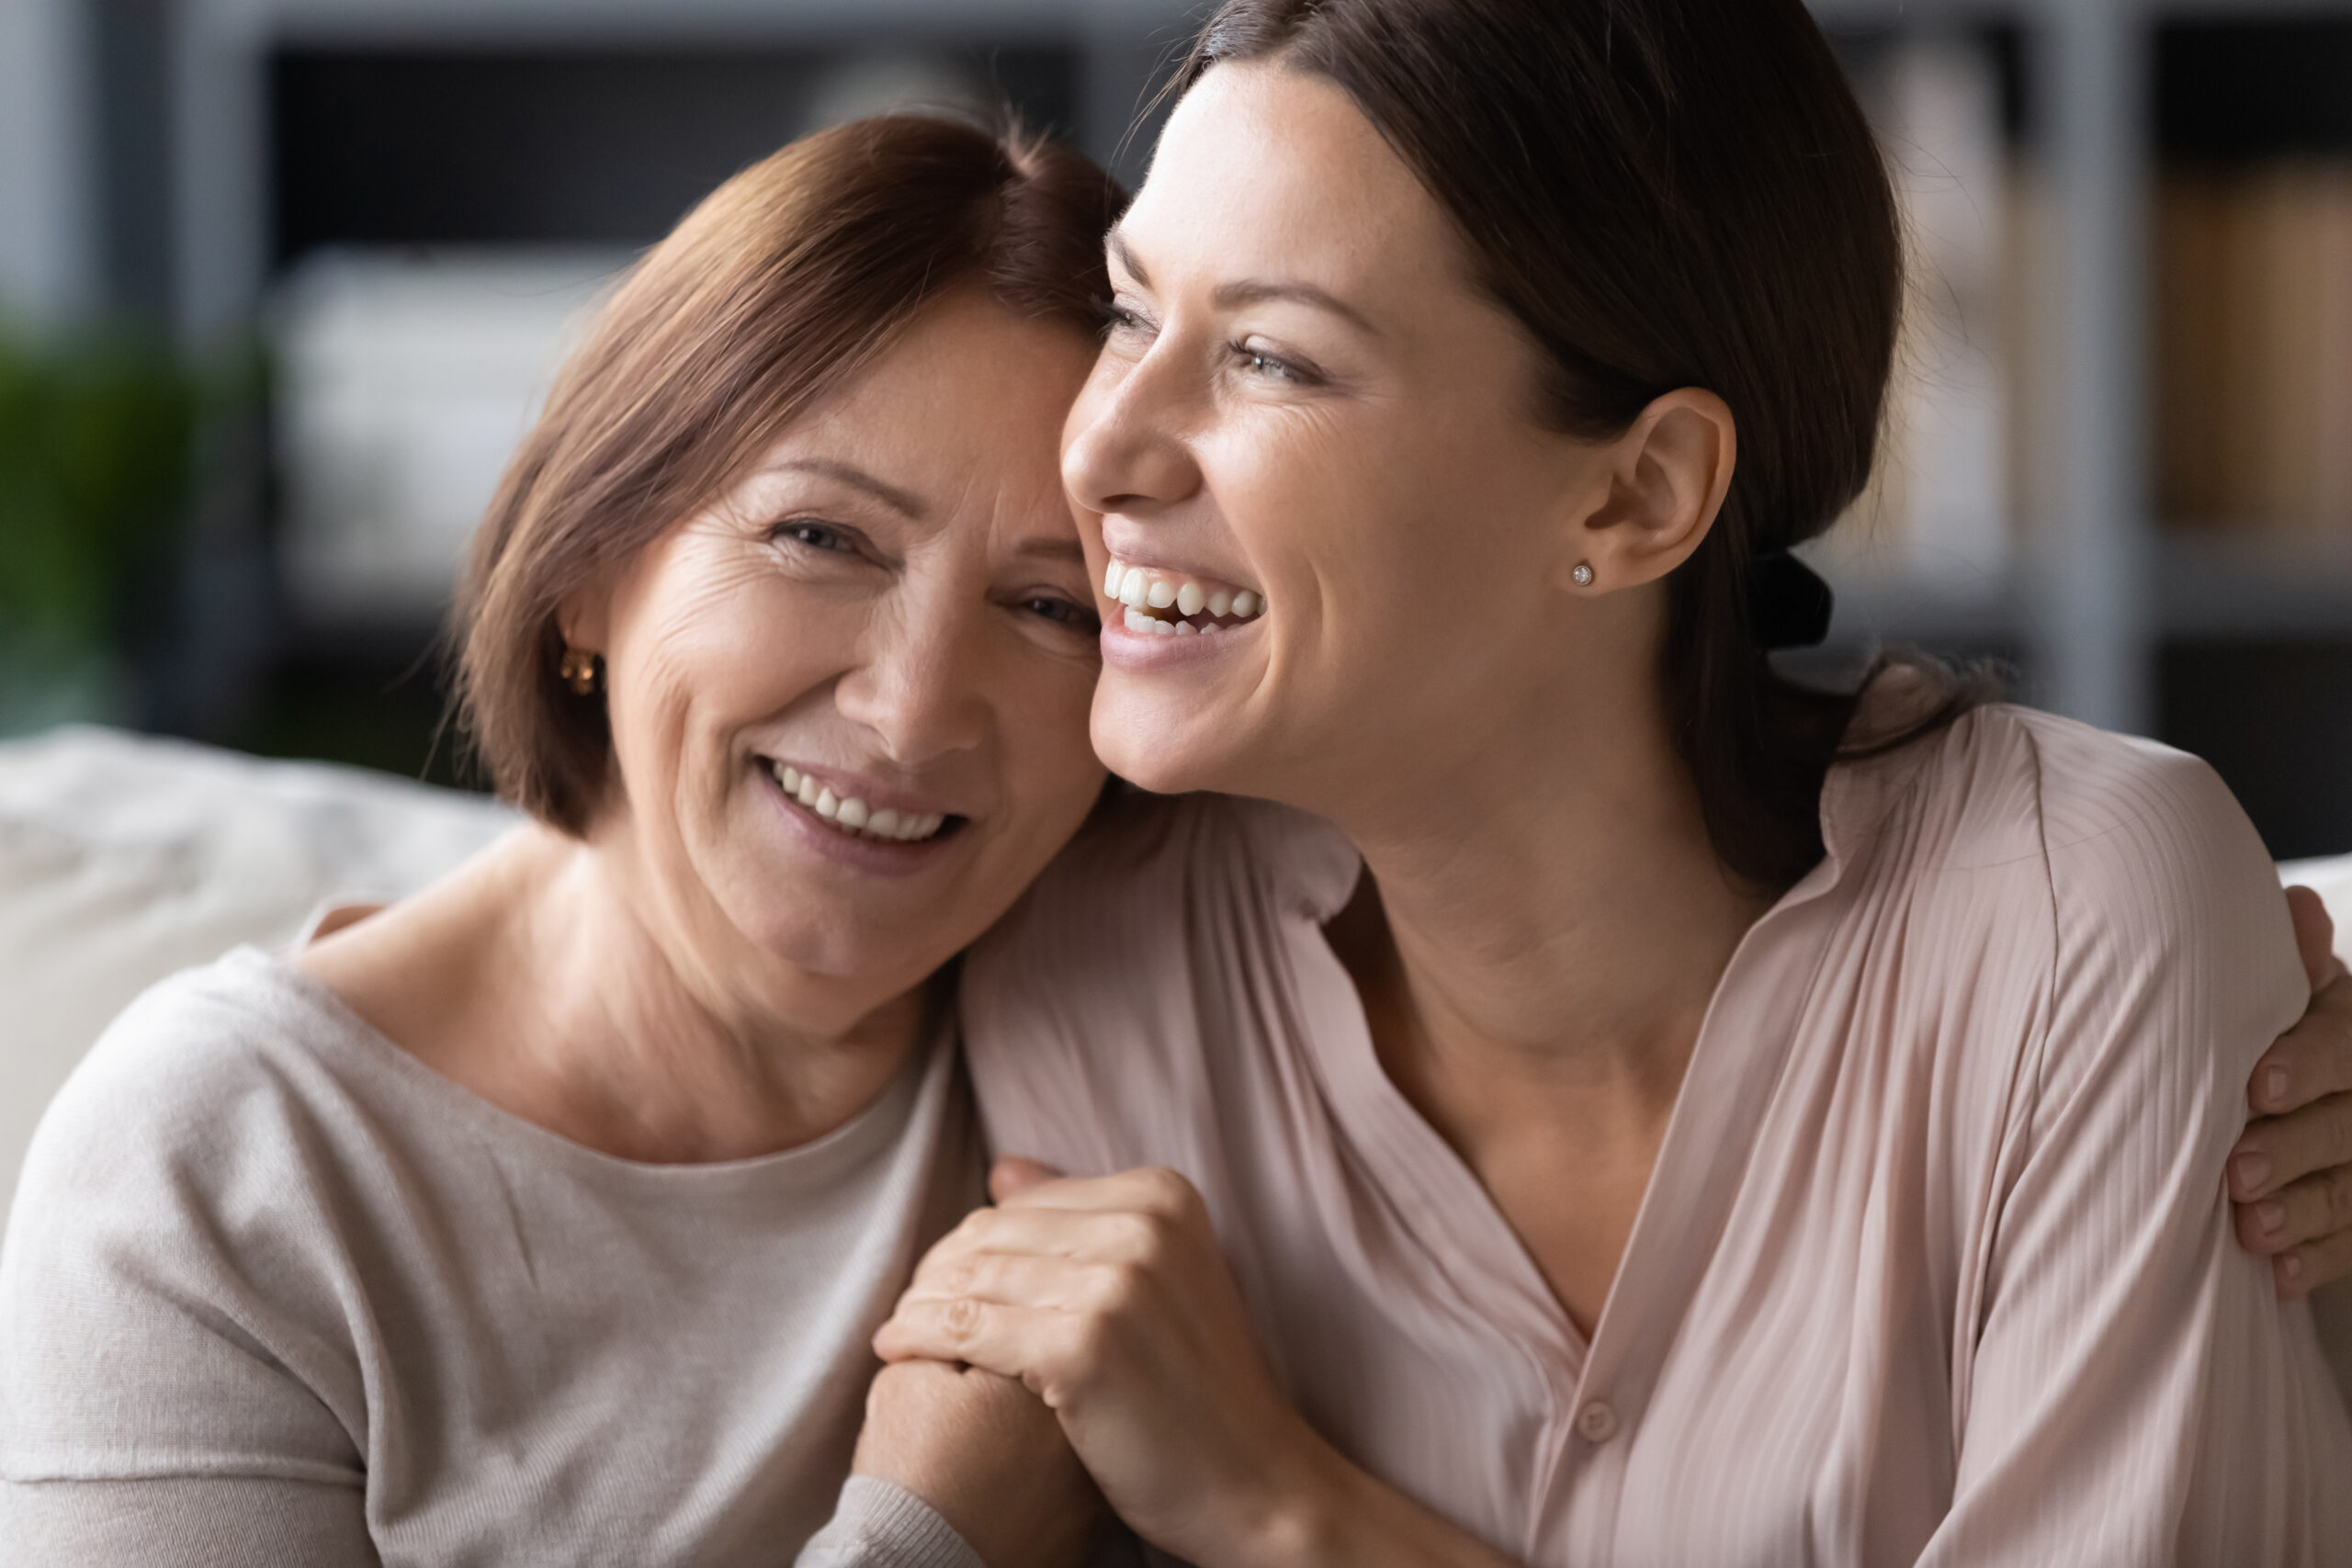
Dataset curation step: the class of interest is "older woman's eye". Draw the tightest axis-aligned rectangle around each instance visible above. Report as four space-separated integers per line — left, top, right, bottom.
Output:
1024 595 1102 634
1100 300 1154 343
777 521 855 553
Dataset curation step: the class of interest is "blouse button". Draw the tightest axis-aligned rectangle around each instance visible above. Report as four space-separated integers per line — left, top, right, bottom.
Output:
1576 1399 1620 1443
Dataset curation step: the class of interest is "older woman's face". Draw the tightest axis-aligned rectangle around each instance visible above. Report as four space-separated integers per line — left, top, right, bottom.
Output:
1061 62 1618 815
582 290 1106 990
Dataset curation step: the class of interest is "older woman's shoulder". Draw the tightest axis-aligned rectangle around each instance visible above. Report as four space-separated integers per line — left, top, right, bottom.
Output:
21 947 385 1220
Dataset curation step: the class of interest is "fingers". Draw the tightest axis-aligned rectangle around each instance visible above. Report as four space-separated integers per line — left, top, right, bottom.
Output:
2273 1226 2352 1301
874 1291 1102 1404
915 1205 1179 1284
2230 1090 2352 1202
989 1156 1063 1203
2243 973 2352 1117
2285 885 2342 994
2234 1161 2352 1254
996 1165 1204 1220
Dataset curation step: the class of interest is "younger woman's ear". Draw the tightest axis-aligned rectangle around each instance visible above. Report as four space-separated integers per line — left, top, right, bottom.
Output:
1571 388 1737 591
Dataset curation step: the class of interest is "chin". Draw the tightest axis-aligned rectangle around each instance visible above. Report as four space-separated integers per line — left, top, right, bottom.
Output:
1091 706 1247 799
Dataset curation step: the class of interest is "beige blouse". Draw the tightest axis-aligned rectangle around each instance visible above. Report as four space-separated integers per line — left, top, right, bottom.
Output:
963 704 2352 1565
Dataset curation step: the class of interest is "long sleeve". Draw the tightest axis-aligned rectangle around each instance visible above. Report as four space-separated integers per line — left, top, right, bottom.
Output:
795 1477 987 1568
1920 739 2352 1564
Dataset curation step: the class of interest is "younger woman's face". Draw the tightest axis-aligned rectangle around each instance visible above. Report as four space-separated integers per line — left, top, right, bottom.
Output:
1063 62 1622 812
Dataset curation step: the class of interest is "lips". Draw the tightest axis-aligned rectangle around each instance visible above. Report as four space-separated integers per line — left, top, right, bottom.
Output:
1101 558 1266 637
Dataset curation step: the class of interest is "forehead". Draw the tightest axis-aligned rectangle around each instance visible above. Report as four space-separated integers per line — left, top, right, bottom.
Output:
778 290 1095 513
1125 61 1469 303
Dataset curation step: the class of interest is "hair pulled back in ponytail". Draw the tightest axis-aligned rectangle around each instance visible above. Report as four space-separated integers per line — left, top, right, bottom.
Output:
1176 0 1984 890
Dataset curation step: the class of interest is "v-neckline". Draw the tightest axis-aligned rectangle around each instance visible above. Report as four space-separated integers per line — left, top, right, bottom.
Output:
1280 835 1860 1401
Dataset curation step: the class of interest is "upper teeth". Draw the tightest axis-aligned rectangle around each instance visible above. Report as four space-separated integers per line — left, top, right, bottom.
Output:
1103 560 1264 631
774 765 946 842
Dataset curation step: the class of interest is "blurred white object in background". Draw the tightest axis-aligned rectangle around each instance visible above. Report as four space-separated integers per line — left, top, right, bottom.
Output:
269 248 627 622
1822 33 2013 592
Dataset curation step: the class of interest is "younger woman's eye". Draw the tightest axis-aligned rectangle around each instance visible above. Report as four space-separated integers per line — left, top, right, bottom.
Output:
1235 344 1317 386
1102 300 1154 341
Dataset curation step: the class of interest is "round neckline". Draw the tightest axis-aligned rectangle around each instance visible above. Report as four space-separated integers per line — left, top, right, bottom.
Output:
232 944 944 1190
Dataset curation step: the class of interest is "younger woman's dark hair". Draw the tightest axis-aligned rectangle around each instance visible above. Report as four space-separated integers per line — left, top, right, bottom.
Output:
1178 0 1988 890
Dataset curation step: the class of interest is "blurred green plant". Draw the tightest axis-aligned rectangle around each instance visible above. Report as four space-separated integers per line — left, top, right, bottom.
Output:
0 325 206 728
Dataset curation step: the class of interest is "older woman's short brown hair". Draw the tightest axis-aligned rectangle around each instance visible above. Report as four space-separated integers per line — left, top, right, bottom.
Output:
456 115 1122 833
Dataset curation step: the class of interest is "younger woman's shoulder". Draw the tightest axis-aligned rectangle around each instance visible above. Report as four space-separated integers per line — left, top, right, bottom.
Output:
982 790 1361 961
1851 700 2270 907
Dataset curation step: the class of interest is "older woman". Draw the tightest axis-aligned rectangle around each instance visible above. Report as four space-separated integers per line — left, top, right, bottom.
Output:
873 1 2352 1562
0 116 1117 1566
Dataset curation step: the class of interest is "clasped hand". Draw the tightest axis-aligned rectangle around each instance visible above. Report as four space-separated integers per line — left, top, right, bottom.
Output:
873 1159 1340 1568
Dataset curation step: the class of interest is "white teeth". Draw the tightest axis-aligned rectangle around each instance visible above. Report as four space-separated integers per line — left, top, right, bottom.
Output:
778 773 948 843
1103 560 1267 628
1152 618 1177 637
1201 622 1222 635
1176 621 1198 636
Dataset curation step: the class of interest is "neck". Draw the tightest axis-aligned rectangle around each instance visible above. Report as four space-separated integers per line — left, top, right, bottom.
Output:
476 825 930 1164
1320 649 1770 1133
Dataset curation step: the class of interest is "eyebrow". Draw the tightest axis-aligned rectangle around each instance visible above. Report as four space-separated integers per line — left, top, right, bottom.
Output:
1013 537 1089 565
766 458 929 520
1108 228 1381 338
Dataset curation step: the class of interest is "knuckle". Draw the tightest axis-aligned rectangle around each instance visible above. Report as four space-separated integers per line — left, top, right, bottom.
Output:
943 1294 987 1340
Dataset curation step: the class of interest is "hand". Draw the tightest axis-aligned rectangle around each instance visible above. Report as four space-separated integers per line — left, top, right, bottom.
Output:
852 1359 1101 1568
872 1161 1351 1568
2229 885 2352 1299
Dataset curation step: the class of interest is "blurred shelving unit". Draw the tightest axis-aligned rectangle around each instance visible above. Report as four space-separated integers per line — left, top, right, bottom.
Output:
1808 0 2352 854
39 0 2346 850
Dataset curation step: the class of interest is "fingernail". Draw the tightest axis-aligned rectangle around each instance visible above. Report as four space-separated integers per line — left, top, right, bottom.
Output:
2257 1200 2286 1235
2266 1065 2290 1106
2280 1253 2306 1288
2233 1152 2272 1192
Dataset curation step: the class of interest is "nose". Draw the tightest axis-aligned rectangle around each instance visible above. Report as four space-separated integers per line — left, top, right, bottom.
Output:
1061 343 1204 522
833 586 989 772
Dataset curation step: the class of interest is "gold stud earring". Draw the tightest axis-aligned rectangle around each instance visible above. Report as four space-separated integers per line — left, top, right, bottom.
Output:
560 646 602 695
1572 562 1595 587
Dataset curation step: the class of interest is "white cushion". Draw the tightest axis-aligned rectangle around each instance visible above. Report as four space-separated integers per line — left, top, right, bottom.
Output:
0 726 514 1234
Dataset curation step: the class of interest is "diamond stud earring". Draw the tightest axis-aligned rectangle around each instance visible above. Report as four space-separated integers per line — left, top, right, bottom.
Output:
1572 562 1595 587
